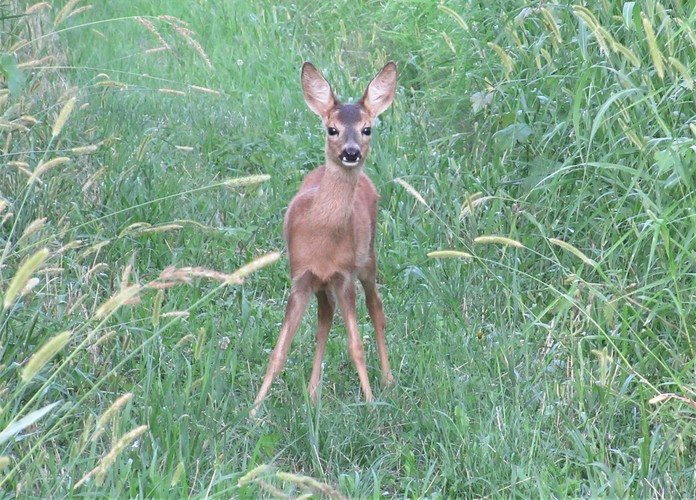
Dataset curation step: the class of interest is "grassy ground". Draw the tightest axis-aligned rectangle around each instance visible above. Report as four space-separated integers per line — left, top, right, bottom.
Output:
1 0 695 497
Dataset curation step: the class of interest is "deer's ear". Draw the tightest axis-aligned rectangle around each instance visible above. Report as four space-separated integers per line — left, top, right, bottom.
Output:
302 62 338 117
361 61 397 117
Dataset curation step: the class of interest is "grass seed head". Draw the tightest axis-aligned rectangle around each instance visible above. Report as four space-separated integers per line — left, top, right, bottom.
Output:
70 144 99 154
152 289 164 328
474 235 524 248
488 42 515 76
30 157 70 185
238 464 274 487
170 23 212 68
19 115 39 126
548 238 598 267
460 194 494 219
25 2 51 14
21 277 40 296
613 42 641 68
427 250 473 259
228 252 281 284
668 56 694 89
75 425 149 489
223 174 271 188
190 85 220 95
276 471 346 500
96 393 133 429
95 285 141 319
54 0 80 26
158 88 185 96
136 16 170 50
19 217 47 242
540 7 562 45
3 248 50 310
171 462 185 486
642 12 665 79
21 331 72 382
51 98 76 137
394 178 428 207
9 161 35 182
17 55 55 69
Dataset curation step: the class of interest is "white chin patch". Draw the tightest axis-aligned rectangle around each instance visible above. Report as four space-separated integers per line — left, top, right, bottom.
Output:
340 159 360 168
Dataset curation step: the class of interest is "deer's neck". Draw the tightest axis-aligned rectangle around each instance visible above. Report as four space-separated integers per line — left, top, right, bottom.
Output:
309 163 360 229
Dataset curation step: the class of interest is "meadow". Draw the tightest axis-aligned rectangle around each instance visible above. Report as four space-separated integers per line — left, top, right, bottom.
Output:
1 0 694 497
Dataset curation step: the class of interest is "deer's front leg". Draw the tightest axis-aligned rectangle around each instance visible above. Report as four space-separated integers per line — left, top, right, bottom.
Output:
252 276 311 415
308 290 335 403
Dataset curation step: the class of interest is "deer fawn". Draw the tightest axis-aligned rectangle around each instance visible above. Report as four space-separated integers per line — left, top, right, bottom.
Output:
252 61 397 414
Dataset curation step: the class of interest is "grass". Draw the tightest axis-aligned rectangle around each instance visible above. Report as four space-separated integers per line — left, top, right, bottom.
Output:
1 0 695 497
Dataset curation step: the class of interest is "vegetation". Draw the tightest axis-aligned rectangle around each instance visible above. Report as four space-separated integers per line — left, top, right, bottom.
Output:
1 0 694 497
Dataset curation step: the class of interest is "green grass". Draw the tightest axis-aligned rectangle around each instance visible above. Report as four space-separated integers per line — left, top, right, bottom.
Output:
1 0 695 497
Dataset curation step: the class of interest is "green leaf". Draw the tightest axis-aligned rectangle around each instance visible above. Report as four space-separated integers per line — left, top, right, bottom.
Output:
493 123 533 150
0 402 61 445
470 91 494 113
0 53 27 96
654 149 674 174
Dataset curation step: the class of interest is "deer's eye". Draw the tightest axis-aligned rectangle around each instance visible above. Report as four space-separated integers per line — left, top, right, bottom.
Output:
362 127 372 136
327 127 339 136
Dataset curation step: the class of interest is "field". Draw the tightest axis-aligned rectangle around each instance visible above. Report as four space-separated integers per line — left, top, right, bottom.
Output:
1 0 695 497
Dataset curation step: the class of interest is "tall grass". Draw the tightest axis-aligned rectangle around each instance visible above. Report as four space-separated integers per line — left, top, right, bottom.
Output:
1 0 694 497
1 1 275 496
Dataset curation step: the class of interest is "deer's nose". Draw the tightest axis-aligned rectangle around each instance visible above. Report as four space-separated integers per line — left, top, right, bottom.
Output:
340 147 361 166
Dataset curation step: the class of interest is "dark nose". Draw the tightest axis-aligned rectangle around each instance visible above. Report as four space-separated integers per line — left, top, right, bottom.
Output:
341 147 361 163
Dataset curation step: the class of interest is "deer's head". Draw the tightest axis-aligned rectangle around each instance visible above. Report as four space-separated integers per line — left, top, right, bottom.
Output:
301 61 397 170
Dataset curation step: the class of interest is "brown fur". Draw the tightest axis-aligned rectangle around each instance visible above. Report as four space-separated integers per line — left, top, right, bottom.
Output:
252 61 397 414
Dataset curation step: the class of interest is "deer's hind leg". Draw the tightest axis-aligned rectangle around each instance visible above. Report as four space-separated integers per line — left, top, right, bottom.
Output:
335 279 374 402
360 265 394 388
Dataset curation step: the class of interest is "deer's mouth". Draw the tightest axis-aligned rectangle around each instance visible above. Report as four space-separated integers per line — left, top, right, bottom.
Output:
340 159 360 167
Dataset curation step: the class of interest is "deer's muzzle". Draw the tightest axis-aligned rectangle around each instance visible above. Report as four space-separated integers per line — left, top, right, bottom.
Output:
340 146 361 167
